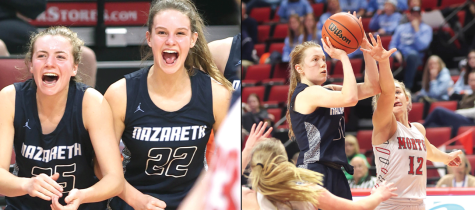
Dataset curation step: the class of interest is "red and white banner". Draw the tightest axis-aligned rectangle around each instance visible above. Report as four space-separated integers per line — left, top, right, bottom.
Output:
29 2 150 26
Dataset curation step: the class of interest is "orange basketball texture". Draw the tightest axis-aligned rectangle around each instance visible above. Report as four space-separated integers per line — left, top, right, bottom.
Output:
321 13 364 55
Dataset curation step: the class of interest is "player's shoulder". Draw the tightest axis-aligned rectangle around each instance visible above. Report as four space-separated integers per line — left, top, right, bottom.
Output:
211 78 231 100
0 84 16 98
411 122 426 136
104 78 127 101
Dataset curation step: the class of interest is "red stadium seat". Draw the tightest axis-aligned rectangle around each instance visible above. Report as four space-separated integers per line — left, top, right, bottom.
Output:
272 23 288 39
250 7 271 23
257 25 271 43
466 155 475 175
0 58 29 90
331 58 363 79
356 130 373 154
428 101 458 114
243 64 272 86
267 108 283 123
451 75 459 83
440 0 465 8
457 126 475 148
268 42 285 54
426 127 452 147
242 86 265 102
409 102 424 123
312 3 325 18
458 10 466 27
421 0 438 11
263 62 288 85
272 6 281 22
362 18 372 32
379 36 392 50
254 44 266 57
266 85 290 106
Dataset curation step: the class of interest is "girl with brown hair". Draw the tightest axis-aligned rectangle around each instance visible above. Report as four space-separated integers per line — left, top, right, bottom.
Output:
103 0 232 209
286 12 381 200
282 14 304 62
414 55 453 102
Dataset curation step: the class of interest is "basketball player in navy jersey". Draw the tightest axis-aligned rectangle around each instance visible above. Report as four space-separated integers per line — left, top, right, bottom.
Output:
102 0 232 209
364 34 463 209
208 33 241 90
0 26 124 210
286 12 381 200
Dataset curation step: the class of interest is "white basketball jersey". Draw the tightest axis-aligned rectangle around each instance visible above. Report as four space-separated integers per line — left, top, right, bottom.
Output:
373 121 427 199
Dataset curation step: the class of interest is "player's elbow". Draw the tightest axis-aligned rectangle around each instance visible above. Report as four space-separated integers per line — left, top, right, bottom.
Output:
344 96 358 107
104 172 125 196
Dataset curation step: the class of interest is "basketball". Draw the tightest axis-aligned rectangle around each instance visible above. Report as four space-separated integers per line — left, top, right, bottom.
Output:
321 12 364 55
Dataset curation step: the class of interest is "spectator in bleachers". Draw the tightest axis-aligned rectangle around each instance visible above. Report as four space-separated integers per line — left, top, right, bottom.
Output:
366 0 408 17
282 14 304 62
344 135 367 180
424 71 475 137
317 0 341 41
242 2 258 45
348 156 377 188
414 55 453 102
303 13 319 42
242 93 275 132
451 50 475 98
369 0 402 36
399 0 421 24
277 0 313 22
338 0 367 17
242 30 256 69
436 152 475 187
389 6 432 91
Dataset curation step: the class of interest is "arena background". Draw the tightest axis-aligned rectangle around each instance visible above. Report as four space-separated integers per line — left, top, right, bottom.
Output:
241 0 475 208
0 0 239 208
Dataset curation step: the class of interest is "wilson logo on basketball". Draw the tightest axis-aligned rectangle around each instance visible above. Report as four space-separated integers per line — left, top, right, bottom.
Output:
328 23 351 45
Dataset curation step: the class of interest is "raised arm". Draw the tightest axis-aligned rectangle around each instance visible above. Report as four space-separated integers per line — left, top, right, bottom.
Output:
412 123 463 166
241 122 272 174
361 34 398 145
0 85 63 200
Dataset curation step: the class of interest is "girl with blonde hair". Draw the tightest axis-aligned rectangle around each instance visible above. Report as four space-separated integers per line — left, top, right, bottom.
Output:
242 122 397 210
287 12 381 200
103 0 231 209
364 34 463 209
436 152 475 187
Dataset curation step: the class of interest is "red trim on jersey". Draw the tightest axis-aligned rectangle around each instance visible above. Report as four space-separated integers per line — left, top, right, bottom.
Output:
375 147 391 155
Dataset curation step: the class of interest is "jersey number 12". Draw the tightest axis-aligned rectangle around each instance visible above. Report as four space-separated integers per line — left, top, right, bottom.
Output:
408 156 423 175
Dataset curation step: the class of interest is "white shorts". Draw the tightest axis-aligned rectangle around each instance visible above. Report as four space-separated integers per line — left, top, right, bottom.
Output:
375 198 425 210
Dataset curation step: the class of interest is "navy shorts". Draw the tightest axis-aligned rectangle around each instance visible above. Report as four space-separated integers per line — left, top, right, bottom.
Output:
308 162 353 200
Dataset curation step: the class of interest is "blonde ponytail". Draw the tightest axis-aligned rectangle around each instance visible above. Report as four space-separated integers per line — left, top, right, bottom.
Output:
249 138 323 208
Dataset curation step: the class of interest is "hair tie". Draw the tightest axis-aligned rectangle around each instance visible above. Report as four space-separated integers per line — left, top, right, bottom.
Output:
256 163 264 168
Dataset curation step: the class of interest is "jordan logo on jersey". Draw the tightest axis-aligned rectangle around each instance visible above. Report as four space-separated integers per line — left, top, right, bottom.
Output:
397 137 426 151
23 119 31 130
21 142 82 163
132 125 207 141
330 107 344 115
135 103 145 113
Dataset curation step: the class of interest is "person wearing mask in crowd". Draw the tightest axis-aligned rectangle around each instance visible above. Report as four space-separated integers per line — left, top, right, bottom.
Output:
282 14 304 62
414 55 453 102
424 71 475 138
436 152 475 187
344 135 367 180
349 156 377 189
451 50 475 98
242 94 275 133
338 0 367 17
277 0 313 22
366 0 407 16
369 0 402 36
389 6 432 91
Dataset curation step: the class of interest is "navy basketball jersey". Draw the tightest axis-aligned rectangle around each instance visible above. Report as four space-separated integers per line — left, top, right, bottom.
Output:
224 34 241 90
110 67 214 210
6 80 106 210
289 83 350 170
